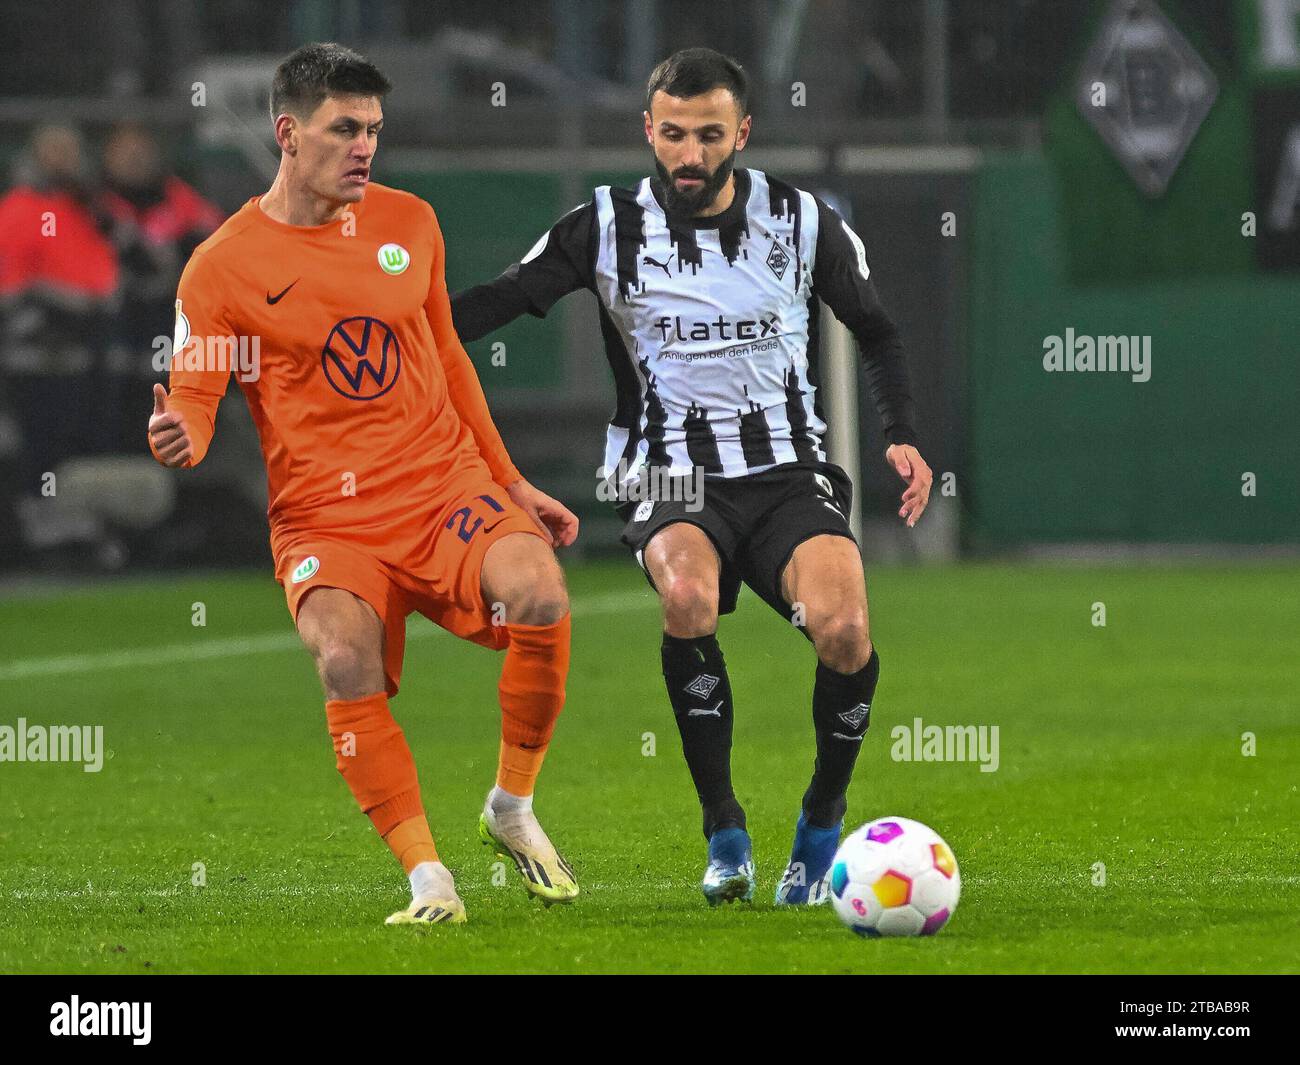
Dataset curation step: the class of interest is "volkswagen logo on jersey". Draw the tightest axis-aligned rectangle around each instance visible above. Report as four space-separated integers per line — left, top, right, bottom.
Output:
322 316 401 400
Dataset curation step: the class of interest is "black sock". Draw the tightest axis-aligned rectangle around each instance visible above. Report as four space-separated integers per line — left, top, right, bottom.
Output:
803 649 880 828
661 633 745 838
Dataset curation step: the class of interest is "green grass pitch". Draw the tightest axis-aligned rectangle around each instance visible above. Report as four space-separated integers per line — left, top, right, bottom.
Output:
1 560 1296 974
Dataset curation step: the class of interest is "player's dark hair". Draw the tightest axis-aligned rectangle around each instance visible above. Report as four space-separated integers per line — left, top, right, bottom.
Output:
645 48 749 116
269 42 391 121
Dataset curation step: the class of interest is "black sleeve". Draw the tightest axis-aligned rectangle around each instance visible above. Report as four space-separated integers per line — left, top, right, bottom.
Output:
811 197 919 448
450 200 597 342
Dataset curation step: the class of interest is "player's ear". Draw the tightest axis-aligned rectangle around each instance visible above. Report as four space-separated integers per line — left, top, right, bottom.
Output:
643 110 653 145
735 114 752 151
274 113 297 155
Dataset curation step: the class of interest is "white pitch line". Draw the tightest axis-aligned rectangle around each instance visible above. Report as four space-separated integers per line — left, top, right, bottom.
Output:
0 590 656 683
11 873 1300 902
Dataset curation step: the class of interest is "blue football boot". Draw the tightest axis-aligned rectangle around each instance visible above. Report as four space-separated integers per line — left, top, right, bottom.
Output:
701 826 755 906
774 813 841 905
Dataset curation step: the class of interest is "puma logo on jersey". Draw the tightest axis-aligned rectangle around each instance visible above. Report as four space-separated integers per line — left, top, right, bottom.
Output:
642 253 675 276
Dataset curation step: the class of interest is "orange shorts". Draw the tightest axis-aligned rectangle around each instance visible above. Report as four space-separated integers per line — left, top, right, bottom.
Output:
274 473 545 697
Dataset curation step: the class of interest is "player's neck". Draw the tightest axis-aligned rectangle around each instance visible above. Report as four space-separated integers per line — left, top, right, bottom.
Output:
259 173 354 227
694 173 736 219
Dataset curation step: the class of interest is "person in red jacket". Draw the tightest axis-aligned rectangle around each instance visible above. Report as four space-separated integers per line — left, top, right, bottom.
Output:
0 124 119 562
0 124 118 329
99 122 225 254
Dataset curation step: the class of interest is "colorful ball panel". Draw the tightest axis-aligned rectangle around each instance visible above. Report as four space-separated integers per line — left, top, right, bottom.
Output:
870 869 913 908
830 860 849 899
829 816 960 938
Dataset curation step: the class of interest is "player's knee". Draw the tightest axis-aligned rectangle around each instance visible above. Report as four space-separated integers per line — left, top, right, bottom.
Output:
514 581 569 626
483 536 569 626
659 573 718 636
314 637 383 701
501 560 569 626
810 611 871 674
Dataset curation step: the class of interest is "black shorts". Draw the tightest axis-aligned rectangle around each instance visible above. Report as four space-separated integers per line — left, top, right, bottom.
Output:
616 461 857 620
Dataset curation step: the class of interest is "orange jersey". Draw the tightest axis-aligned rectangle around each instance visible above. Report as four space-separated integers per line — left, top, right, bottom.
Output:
155 183 521 556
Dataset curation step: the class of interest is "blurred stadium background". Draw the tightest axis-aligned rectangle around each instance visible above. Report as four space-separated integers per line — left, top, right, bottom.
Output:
1 0 1295 581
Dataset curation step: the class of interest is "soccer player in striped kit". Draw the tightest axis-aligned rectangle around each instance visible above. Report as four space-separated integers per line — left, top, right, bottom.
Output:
453 49 932 905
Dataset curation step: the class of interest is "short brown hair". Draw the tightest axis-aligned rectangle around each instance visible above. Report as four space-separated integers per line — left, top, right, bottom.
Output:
269 42 391 121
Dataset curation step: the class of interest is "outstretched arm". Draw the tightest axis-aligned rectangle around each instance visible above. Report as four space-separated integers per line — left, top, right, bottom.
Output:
450 201 596 341
812 197 931 525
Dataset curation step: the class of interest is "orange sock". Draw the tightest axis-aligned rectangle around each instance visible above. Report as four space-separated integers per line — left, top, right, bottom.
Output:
384 815 440 874
497 613 571 795
325 693 426 839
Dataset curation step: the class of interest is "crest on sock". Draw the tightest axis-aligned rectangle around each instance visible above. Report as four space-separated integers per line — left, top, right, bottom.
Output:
685 674 720 699
838 702 870 730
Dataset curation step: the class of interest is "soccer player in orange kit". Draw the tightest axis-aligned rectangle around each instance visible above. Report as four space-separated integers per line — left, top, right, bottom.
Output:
147 43 579 926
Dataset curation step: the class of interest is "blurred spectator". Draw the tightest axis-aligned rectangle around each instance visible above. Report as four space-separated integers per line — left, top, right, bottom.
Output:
98 121 223 451
0 124 119 567
0 124 119 369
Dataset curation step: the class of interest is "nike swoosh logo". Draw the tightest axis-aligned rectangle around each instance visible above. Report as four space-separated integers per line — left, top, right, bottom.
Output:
266 280 299 305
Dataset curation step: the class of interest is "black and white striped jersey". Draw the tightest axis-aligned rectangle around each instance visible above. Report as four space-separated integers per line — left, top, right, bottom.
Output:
452 167 917 491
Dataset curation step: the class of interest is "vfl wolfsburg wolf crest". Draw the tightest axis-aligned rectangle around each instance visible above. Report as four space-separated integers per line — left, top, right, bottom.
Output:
291 556 320 584
377 243 410 275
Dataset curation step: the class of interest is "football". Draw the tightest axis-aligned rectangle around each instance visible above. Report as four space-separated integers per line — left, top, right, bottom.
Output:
828 816 961 937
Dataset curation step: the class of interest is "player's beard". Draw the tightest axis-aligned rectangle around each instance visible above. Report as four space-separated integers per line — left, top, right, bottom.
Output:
655 149 737 220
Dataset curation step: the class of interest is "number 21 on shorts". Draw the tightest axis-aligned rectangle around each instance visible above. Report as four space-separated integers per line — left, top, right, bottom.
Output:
445 493 505 543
